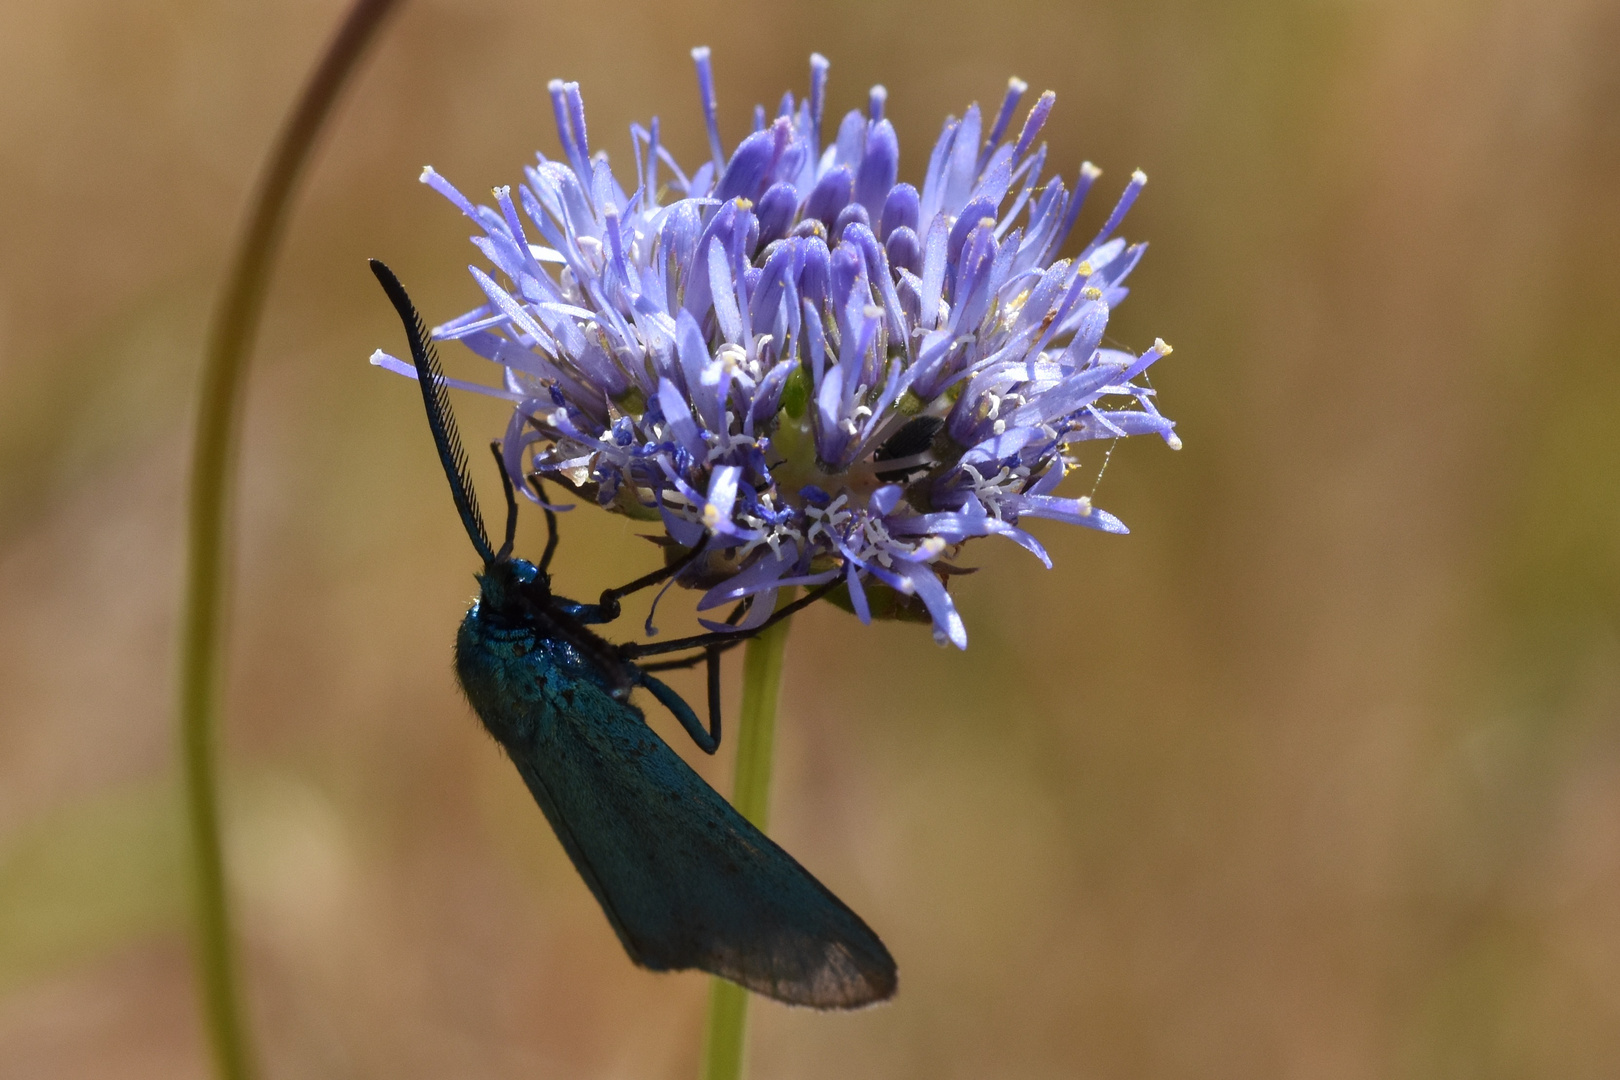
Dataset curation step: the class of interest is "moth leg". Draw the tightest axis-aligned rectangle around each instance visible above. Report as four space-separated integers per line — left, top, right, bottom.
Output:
722 596 751 627
637 669 719 754
528 474 561 573
484 443 561 570
632 599 749 748
598 543 708 618
622 595 748 670
706 647 722 749
636 598 746 669
636 642 737 672
488 442 518 561
568 542 708 625
622 579 840 659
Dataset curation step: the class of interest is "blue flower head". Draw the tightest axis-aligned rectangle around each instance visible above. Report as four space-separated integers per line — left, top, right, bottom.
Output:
372 48 1178 648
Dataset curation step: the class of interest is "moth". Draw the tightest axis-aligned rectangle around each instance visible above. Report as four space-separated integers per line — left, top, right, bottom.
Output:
370 259 896 1008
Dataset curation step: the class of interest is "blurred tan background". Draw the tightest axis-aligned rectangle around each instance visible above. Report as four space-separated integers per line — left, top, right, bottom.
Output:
2 0 1618 1076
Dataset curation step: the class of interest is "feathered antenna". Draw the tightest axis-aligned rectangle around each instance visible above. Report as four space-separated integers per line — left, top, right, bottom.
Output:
369 259 496 566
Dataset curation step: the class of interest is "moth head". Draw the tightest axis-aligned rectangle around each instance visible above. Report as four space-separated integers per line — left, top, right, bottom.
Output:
475 556 553 621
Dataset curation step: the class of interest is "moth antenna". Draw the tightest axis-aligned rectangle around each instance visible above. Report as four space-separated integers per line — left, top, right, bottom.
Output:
369 259 496 566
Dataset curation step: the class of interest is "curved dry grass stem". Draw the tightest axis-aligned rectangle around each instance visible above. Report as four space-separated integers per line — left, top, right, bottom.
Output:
178 2 401 1077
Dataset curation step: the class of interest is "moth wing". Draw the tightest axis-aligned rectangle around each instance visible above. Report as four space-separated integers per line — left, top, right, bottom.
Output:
507 694 896 1009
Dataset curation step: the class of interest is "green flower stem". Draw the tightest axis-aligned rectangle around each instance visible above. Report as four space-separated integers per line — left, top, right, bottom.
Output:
699 587 798 1080
178 2 399 1078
